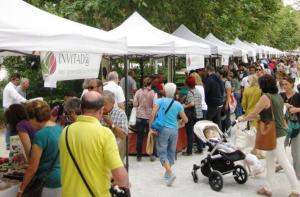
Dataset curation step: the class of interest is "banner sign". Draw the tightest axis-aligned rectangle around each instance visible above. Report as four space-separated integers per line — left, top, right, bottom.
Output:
221 55 229 65
186 54 204 71
40 52 102 82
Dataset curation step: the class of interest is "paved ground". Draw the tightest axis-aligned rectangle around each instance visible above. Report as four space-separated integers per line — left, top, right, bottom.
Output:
128 151 295 197
0 127 298 197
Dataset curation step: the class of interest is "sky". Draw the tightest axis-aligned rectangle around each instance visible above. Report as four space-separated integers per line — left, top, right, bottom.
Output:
283 0 299 9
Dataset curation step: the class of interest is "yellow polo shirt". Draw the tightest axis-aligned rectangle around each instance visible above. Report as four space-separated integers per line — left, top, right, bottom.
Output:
59 115 123 197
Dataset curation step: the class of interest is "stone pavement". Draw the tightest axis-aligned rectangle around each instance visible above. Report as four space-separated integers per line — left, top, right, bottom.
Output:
128 152 294 197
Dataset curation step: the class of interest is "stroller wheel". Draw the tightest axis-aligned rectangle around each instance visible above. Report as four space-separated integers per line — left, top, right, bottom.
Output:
233 165 248 184
209 170 223 192
191 171 198 183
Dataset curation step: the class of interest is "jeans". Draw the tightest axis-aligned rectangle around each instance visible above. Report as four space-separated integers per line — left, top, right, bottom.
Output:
234 92 243 118
206 105 222 129
185 118 204 154
135 118 148 157
156 127 178 166
265 137 300 192
185 118 195 154
221 107 231 133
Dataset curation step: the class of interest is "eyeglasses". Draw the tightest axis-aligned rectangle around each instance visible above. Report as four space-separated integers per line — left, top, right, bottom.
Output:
256 69 262 71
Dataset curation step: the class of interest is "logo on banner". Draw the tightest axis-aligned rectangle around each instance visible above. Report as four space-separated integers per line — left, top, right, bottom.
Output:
40 52 102 82
41 52 57 76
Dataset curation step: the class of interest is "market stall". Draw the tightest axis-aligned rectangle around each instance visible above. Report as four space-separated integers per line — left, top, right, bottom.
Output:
205 33 248 63
172 24 233 67
0 0 127 195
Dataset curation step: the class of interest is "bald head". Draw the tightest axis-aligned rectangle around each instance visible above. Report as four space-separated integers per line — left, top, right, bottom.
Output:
81 91 104 113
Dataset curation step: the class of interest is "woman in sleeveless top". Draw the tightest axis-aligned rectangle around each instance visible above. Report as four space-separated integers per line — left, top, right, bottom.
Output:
239 74 300 197
133 77 157 161
280 76 300 180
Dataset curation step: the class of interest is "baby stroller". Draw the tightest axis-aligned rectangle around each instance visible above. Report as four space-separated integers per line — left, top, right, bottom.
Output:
191 120 248 192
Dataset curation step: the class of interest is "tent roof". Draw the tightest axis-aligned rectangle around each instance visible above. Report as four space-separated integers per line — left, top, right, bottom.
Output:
172 25 233 56
205 33 247 57
109 12 210 55
232 38 256 57
0 0 127 55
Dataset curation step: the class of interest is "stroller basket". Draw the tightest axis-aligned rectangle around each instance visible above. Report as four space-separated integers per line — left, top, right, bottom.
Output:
219 150 245 162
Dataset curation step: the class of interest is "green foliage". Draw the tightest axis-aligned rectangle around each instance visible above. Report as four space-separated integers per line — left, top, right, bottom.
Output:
26 0 300 50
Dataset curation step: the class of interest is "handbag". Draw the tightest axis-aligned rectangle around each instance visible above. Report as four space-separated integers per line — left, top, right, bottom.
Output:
65 126 130 197
129 107 137 126
184 90 196 120
151 99 175 131
255 94 277 151
287 118 300 138
146 131 154 155
23 150 59 197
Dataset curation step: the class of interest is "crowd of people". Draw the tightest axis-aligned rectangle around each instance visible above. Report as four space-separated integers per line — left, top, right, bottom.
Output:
2 56 300 196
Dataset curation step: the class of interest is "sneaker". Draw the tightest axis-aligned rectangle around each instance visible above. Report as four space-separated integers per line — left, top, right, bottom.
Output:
164 172 170 180
150 155 156 162
166 174 176 186
137 156 142 162
182 152 192 156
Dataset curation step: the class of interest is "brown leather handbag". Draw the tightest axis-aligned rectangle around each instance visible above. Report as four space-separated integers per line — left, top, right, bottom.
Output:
255 95 277 151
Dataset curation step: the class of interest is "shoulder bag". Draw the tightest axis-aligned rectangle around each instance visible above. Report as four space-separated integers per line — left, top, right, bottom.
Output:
23 149 59 197
65 126 131 197
255 94 277 151
184 90 196 120
151 99 175 131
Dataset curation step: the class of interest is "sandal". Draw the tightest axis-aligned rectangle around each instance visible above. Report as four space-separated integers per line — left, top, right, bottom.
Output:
288 193 300 197
257 187 272 197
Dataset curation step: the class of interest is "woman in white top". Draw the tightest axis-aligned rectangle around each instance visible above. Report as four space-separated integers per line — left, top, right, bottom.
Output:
190 72 207 117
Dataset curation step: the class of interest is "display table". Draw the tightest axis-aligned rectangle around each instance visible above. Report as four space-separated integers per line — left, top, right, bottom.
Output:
128 127 187 155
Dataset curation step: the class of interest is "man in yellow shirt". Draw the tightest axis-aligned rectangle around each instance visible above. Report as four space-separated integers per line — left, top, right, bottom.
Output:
59 91 129 197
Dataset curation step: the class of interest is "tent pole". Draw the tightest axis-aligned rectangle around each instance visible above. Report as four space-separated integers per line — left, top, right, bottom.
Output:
140 58 144 88
172 55 175 82
124 55 129 172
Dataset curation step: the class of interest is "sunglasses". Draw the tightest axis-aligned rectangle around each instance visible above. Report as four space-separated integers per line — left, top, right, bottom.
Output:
256 69 262 71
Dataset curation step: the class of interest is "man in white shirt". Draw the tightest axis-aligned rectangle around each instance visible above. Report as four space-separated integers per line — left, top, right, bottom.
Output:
3 73 27 149
104 71 125 110
16 78 30 99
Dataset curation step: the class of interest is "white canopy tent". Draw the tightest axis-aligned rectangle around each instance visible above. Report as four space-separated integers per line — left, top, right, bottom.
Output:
0 0 127 55
232 38 256 58
245 42 263 59
172 24 233 56
109 12 210 55
205 33 248 58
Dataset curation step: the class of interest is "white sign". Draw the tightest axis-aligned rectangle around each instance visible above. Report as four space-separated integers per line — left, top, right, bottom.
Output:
40 52 102 82
186 55 204 71
44 80 57 88
221 55 229 65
